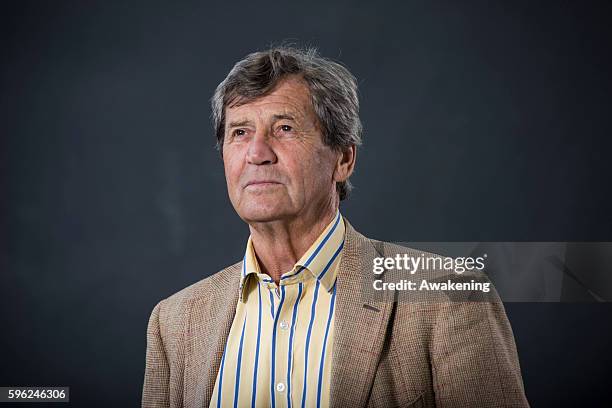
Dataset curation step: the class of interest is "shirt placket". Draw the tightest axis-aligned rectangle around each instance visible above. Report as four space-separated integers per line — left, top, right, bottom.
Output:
270 279 299 408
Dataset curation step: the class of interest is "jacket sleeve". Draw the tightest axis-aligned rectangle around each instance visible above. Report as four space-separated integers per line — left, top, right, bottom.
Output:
430 299 530 407
142 301 170 408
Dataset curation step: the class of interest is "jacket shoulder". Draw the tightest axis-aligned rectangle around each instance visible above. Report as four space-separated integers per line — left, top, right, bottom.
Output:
154 260 242 325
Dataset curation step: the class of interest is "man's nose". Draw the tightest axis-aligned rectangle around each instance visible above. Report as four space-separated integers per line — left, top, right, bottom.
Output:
246 130 277 165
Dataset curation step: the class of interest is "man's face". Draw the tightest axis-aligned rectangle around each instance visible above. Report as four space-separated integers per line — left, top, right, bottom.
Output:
222 76 340 223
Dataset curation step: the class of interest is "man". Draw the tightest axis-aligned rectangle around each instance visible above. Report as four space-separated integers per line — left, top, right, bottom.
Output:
142 46 529 407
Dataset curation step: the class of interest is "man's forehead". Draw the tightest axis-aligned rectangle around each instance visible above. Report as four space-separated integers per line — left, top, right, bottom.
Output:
225 78 313 120
227 102 300 119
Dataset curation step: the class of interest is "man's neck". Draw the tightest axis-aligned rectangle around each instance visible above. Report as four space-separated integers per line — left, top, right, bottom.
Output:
248 206 338 285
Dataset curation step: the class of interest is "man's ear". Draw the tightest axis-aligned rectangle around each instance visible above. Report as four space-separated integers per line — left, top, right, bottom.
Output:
333 145 357 183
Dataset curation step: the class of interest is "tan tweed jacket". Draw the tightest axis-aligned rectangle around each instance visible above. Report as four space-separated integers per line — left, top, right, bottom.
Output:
142 220 529 407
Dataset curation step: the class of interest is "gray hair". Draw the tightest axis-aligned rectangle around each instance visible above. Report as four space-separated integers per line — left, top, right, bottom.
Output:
211 45 362 201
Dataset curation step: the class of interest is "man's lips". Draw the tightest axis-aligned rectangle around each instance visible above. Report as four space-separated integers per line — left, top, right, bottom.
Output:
244 180 282 187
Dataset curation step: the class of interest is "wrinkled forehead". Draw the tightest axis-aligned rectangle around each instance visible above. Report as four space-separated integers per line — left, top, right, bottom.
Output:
224 76 316 123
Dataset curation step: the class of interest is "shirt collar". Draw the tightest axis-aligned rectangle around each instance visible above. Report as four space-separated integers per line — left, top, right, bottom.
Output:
239 210 346 302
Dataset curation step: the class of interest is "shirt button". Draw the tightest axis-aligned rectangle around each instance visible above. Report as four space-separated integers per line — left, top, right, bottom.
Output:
280 320 289 330
276 382 286 393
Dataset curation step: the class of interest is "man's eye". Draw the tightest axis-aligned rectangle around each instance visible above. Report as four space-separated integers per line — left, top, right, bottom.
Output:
233 129 246 137
280 125 293 132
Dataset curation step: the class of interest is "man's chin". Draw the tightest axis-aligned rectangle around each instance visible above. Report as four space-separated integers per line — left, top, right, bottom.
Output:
238 207 293 224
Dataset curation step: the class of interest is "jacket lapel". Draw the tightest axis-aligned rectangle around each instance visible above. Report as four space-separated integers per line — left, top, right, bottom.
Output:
184 265 240 407
330 220 395 408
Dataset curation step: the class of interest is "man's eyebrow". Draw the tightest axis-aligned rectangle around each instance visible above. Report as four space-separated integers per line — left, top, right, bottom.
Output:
272 113 296 121
227 114 296 129
227 119 254 128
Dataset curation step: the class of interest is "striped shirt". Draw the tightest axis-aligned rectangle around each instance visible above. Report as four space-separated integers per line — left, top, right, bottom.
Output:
209 211 345 408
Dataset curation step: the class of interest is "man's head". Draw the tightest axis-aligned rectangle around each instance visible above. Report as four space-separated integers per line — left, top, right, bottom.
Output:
212 46 361 224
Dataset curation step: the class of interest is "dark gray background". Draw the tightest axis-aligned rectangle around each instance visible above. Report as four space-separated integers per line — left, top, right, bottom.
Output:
2 0 611 406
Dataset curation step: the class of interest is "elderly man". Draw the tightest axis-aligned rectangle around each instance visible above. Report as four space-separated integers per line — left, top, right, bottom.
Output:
142 46 529 408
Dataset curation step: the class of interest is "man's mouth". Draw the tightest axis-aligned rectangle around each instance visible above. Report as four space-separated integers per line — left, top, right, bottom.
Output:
245 180 282 188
